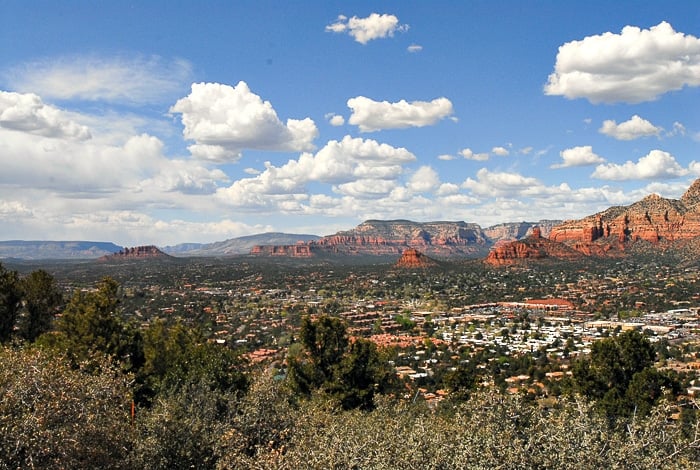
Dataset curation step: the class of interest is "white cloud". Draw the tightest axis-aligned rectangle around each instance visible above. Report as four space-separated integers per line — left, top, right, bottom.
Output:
435 183 460 196
335 179 397 198
491 146 510 157
462 168 541 197
170 81 318 162
460 148 489 161
0 91 91 140
347 96 454 132
140 159 229 195
328 114 345 126
407 166 440 193
407 44 423 53
551 145 605 168
0 99 226 199
437 154 456 161
0 200 33 218
519 146 533 155
4 55 192 104
667 121 686 137
545 21 700 103
326 13 408 44
4 207 273 246
592 149 688 180
599 115 662 140
216 135 416 206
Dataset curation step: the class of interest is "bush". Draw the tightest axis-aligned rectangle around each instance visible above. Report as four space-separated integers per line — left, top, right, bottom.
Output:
0 347 135 469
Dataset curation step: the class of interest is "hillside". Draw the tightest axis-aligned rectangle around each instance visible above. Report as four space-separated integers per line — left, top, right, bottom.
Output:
251 220 558 260
0 241 123 260
549 178 700 249
485 228 585 266
490 177 700 264
98 245 171 261
163 232 320 256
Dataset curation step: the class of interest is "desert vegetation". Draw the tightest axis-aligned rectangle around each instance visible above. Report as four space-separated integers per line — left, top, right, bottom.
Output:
1 261 699 468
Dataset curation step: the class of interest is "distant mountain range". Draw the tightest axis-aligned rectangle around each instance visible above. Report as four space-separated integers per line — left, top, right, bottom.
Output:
10 177 700 263
0 224 551 261
162 232 321 257
0 241 123 260
250 220 558 260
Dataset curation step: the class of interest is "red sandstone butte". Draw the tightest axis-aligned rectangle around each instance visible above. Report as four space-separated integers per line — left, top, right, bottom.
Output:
394 248 437 268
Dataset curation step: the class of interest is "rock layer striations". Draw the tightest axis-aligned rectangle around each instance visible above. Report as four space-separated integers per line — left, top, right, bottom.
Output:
99 245 170 261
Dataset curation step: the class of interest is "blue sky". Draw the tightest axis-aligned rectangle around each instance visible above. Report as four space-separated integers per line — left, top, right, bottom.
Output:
1 1 699 245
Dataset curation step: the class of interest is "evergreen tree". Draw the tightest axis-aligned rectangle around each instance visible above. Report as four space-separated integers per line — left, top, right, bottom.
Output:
288 315 390 410
42 277 144 372
0 263 21 343
18 269 63 342
572 329 676 419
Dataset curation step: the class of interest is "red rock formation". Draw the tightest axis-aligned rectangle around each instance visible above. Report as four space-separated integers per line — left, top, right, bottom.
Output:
548 178 700 255
251 221 494 259
486 228 584 266
483 221 559 242
98 245 169 261
311 220 490 258
250 244 312 257
394 249 437 268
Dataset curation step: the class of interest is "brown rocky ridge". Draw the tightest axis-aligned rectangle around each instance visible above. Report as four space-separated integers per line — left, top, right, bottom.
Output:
485 227 585 266
98 245 171 261
483 220 560 245
548 178 700 252
394 248 438 269
250 243 312 257
251 220 555 260
488 177 700 265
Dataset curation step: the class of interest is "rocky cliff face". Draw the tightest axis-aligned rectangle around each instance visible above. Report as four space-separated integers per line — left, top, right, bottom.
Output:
483 220 560 243
305 220 491 259
549 179 700 251
250 244 312 257
99 245 170 261
394 249 437 268
250 220 565 260
486 227 585 266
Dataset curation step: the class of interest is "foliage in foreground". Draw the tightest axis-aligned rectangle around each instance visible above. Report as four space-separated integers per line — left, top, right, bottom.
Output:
1 346 698 470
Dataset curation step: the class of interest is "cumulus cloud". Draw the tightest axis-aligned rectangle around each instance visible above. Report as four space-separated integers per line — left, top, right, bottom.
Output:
326 13 408 44
435 182 460 196
407 44 423 53
544 21 700 103
0 200 33 218
6 207 272 246
591 149 688 180
4 55 192 104
0 91 91 140
216 135 416 206
336 179 397 199
667 121 686 137
170 81 318 162
599 115 662 140
327 113 345 126
551 146 605 168
460 148 489 161
407 166 440 193
462 168 541 197
0 107 226 198
437 154 456 161
140 159 229 195
347 96 453 132
491 146 510 157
